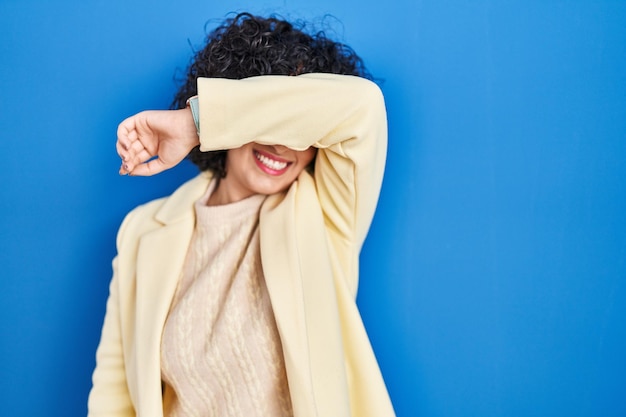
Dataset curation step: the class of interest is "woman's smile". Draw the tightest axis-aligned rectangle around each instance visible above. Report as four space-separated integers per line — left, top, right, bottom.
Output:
206 142 317 205
253 149 291 175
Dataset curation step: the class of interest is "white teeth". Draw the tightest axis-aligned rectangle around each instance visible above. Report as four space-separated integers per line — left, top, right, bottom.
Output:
255 151 288 171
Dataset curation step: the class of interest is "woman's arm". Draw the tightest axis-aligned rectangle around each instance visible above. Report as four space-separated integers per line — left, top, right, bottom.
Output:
116 73 387 293
197 73 387 293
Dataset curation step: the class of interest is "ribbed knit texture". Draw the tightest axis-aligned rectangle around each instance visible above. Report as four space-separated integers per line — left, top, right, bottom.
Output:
161 181 293 417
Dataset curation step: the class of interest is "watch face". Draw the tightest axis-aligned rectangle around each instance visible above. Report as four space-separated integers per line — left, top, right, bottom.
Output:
187 96 200 133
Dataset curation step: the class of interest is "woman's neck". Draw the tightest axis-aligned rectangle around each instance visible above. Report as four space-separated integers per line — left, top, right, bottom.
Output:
206 177 255 206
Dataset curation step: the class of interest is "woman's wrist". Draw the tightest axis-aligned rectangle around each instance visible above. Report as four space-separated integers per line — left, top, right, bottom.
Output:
175 107 200 148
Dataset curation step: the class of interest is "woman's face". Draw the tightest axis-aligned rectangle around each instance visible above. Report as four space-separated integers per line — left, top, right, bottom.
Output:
210 143 316 205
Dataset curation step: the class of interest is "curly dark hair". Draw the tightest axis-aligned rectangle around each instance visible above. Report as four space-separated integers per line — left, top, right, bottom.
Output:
171 12 371 176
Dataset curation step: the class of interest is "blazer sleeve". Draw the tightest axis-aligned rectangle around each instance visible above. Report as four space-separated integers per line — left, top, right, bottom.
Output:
196 73 387 295
88 213 137 417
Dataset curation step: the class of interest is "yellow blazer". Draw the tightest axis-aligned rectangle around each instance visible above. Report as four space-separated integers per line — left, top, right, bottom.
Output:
88 74 395 417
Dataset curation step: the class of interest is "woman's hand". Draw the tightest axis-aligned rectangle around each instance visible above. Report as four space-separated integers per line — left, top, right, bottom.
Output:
116 108 199 176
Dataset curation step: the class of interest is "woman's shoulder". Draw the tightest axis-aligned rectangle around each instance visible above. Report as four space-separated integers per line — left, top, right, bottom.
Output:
114 196 170 248
116 173 212 246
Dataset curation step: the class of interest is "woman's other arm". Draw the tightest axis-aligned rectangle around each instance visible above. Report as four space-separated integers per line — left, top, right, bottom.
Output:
88 214 137 417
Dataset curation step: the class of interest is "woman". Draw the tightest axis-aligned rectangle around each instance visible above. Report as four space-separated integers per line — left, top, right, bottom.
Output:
89 13 394 417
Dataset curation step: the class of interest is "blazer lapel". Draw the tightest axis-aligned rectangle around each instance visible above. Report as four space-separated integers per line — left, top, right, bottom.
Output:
260 173 350 417
131 174 211 417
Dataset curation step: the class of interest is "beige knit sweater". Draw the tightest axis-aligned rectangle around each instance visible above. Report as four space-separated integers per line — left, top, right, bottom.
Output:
160 181 293 417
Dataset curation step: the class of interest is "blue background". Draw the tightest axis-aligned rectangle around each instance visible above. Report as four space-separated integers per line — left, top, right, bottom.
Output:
1 1 625 416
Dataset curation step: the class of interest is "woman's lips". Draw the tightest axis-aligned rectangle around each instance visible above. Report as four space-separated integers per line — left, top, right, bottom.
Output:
253 149 291 175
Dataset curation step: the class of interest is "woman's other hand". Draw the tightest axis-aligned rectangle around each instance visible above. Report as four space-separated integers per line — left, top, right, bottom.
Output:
116 108 199 176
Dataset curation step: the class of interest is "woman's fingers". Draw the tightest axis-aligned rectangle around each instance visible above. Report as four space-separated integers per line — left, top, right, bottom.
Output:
128 157 168 177
121 148 157 174
116 116 138 149
116 114 160 174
